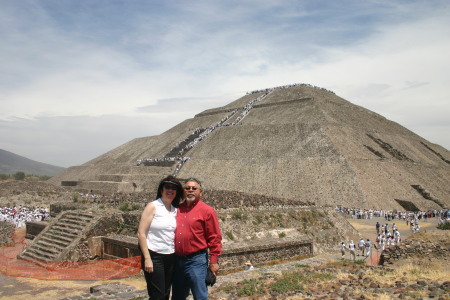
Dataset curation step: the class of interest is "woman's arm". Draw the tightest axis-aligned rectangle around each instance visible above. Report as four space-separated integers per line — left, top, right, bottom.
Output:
137 202 156 273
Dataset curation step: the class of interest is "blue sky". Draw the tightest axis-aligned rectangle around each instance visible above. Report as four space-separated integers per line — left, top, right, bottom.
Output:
1 0 449 167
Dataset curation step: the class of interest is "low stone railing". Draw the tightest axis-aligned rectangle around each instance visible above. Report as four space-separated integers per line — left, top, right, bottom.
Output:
98 234 313 271
380 236 449 265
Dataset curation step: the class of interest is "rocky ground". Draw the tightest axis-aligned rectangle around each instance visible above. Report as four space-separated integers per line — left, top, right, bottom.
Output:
1 180 449 299
0 179 72 208
1 219 447 300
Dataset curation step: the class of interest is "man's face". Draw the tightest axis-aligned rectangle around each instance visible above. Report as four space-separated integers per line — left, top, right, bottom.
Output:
183 180 202 202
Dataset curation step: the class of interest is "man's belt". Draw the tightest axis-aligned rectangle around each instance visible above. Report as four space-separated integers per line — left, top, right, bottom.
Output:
177 249 207 259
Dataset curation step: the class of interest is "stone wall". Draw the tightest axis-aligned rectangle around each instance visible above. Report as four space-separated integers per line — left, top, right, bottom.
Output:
101 235 141 260
220 240 312 271
380 233 450 265
50 202 83 217
201 190 314 209
98 234 312 271
92 189 313 210
24 221 47 239
0 221 15 247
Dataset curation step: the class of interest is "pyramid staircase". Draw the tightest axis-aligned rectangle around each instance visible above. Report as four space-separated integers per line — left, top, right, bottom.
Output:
18 210 98 261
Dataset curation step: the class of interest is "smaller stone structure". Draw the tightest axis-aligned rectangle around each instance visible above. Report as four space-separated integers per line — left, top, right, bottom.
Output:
220 240 312 271
380 234 450 265
98 234 313 271
24 221 46 239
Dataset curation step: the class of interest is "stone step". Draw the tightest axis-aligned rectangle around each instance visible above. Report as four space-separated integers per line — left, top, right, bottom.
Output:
40 235 72 247
33 243 60 255
45 230 77 241
62 212 94 221
51 224 84 233
59 220 89 228
97 174 125 182
35 239 66 251
24 248 57 261
19 210 98 262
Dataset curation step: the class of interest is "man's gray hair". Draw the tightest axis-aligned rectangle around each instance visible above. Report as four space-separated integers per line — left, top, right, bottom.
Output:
184 177 202 189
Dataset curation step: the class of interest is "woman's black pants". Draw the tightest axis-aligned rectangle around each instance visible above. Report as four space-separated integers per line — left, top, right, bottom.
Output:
142 250 175 300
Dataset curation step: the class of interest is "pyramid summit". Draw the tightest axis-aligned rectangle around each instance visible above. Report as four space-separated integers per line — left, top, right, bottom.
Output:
49 83 450 210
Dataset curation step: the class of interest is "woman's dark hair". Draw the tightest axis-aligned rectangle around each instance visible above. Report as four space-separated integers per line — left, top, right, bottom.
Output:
156 175 183 207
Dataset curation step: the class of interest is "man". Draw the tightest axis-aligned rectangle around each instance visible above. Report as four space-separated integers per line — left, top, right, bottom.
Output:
172 178 222 300
358 238 365 256
365 239 371 257
348 240 356 261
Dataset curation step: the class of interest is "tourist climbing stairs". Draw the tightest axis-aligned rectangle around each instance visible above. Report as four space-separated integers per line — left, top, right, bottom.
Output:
164 129 205 158
18 210 97 261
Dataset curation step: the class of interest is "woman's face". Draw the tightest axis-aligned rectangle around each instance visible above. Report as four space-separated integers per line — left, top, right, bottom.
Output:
162 183 177 202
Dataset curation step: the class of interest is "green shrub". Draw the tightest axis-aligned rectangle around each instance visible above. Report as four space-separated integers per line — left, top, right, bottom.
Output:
116 221 125 233
0 174 11 180
13 171 25 180
236 279 262 297
225 231 234 240
131 203 141 211
278 232 286 238
437 222 450 230
232 210 247 220
270 270 333 293
119 203 131 212
253 213 264 225
72 193 80 202
270 271 305 293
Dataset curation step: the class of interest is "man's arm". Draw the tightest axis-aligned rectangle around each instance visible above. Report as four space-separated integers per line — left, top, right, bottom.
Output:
204 207 222 275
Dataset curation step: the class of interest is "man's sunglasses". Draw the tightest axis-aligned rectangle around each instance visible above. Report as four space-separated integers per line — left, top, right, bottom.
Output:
184 187 198 191
163 184 178 190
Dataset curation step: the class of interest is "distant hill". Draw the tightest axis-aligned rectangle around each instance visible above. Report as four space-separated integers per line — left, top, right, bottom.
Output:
0 149 65 176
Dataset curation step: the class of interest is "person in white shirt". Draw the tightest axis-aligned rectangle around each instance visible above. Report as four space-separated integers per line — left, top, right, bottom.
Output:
137 176 183 300
358 238 365 256
340 242 346 259
394 230 401 245
244 261 254 270
348 240 356 261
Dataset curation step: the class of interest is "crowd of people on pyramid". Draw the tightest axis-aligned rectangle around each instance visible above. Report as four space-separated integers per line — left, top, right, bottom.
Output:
231 92 270 125
135 156 189 167
0 206 50 228
136 83 337 171
172 157 191 176
247 83 335 95
135 89 272 169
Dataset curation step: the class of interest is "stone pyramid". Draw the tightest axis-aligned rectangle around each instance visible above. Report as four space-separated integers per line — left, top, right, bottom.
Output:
49 84 450 210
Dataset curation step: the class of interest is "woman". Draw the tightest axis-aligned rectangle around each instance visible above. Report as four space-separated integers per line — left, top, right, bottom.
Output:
137 175 183 300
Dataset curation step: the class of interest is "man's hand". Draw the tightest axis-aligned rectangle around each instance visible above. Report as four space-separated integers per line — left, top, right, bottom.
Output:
209 263 219 276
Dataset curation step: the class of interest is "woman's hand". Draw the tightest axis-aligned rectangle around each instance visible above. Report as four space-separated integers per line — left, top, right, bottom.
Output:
144 257 154 273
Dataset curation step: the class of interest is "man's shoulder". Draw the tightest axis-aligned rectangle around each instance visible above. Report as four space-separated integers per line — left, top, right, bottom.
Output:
198 200 218 213
198 199 215 209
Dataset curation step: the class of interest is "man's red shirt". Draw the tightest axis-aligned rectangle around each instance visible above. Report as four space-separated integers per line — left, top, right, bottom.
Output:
175 199 222 264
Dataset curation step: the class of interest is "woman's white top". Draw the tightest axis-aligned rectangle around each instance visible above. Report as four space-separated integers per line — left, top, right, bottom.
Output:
146 198 177 254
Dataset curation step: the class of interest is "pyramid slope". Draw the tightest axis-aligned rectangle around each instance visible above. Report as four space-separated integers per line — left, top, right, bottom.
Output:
49 84 450 209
